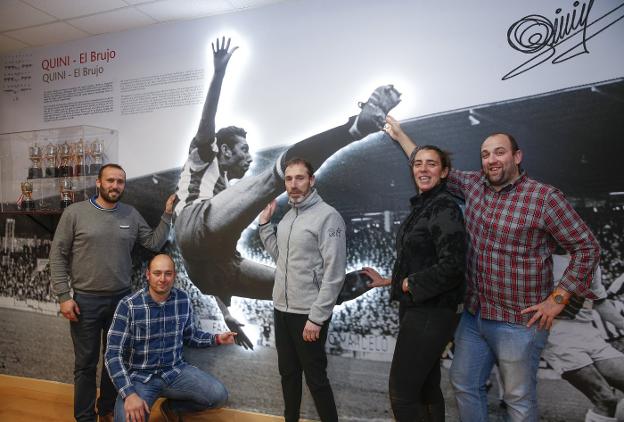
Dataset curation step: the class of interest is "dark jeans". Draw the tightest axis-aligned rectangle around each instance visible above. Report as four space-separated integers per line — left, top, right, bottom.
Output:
274 309 338 422
389 306 458 422
71 290 129 422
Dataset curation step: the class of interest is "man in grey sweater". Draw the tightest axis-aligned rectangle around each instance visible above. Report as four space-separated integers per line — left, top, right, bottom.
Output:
49 163 175 422
259 158 346 422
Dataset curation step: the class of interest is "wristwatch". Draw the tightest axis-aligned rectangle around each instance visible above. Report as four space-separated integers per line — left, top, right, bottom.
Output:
551 292 570 305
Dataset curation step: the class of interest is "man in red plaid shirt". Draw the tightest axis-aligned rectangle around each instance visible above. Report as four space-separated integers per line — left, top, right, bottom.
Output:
385 116 600 422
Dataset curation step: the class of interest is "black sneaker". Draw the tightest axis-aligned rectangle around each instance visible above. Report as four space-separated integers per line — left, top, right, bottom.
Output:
350 85 402 138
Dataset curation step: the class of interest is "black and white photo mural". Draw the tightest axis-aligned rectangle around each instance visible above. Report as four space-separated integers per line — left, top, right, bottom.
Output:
1 0 623 420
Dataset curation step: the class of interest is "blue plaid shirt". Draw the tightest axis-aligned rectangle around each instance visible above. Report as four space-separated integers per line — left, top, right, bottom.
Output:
105 287 217 398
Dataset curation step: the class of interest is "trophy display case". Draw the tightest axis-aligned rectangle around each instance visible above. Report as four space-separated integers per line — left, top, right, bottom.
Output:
0 126 118 213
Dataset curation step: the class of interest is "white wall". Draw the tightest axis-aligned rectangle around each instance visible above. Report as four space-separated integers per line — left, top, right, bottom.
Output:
1 0 622 177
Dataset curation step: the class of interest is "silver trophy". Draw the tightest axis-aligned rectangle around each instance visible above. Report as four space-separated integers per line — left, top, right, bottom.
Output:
74 140 86 176
28 143 43 179
44 142 58 178
20 180 35 210
60 177 73 209
59 141 73 177
89 140 104 175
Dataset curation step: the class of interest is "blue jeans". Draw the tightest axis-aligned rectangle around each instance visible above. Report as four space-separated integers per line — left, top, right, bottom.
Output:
449 310 548 422
113 365 227 422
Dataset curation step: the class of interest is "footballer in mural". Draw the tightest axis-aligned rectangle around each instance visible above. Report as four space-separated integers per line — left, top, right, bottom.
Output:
171 37 400 348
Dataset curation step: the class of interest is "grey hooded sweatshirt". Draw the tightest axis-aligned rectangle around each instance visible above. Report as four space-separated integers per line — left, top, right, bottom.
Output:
259 189 346 325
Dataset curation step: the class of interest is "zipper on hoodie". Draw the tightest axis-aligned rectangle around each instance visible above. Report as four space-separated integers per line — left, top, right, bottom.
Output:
284 207 299 310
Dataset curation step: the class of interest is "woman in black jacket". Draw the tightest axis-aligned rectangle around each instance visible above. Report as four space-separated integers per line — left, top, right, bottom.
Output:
364 144 466 422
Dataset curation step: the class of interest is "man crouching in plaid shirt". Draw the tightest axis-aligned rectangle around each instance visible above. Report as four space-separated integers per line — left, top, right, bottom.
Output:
385 117 600 422
105 254 236 422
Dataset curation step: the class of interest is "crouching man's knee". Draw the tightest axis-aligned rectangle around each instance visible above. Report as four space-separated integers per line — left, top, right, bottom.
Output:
211 382 229 409
197 379 228 410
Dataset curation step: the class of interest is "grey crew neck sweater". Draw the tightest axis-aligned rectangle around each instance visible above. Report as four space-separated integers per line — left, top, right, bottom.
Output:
49 198 171 302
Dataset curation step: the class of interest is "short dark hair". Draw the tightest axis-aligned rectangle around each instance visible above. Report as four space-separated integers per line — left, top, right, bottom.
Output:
488 132 519 152
410 145 452 174
147 253 176 271
216 126 247 150
284 157 314 177
98 163 125 180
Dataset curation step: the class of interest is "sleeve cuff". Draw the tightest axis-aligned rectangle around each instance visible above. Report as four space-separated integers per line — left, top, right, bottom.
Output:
307 318 323 327
119 384 136 399
58 293 72 303
560 277 597 300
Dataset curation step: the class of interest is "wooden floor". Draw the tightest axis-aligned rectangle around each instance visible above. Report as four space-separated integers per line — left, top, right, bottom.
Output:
0 374 298 422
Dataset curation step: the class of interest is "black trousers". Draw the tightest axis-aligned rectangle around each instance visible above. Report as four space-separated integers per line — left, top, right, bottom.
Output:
70 290 128 422
273 309 338 422
389 306 458 422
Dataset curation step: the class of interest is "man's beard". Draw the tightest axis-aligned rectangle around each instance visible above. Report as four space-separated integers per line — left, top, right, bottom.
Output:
288 189 310 204
100 188 123 203
484 166 514 187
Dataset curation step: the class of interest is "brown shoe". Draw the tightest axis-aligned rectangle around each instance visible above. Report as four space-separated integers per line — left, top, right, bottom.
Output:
160 400 183 422
97 413 114 422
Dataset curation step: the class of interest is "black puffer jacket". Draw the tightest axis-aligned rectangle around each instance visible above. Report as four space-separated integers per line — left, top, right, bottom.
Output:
391 182 466 310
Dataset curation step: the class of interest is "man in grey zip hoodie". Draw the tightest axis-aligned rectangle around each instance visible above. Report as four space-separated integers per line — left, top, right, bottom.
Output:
259 158 346 422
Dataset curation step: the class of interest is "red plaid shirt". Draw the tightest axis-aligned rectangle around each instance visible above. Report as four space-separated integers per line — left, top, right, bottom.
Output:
447 170 600 324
